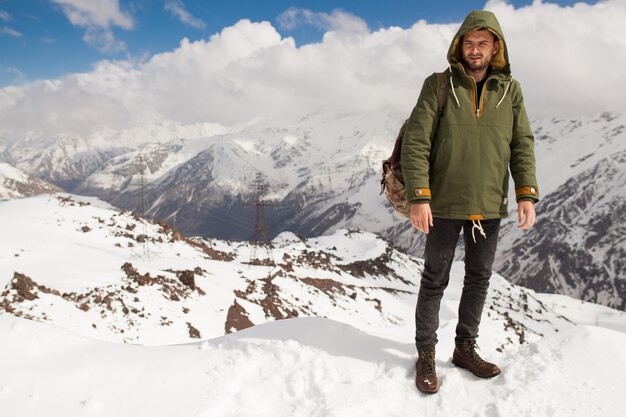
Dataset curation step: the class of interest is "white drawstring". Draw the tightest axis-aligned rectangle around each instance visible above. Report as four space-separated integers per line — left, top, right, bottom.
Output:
471 219 487 243
495 79 512 109
449 65 460 108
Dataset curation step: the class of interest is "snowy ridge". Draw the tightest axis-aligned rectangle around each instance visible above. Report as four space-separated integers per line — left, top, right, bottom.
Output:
2 194 623 347
0 162 61 200
0 313 625 416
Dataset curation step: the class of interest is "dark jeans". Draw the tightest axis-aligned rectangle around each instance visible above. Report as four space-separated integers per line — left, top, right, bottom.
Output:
415 217 501 351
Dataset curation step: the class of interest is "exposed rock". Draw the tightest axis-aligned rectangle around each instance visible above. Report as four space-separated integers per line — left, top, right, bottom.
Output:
187 322 201 339
178 270 196 290
11 272 38 301
225 300 255 334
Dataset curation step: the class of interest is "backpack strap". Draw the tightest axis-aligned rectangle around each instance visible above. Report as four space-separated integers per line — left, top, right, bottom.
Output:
427 70 449 147
388 71 450 175
434 71 449 117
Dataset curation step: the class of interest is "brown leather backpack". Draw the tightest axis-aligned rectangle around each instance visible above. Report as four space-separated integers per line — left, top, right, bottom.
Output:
380 71 449 219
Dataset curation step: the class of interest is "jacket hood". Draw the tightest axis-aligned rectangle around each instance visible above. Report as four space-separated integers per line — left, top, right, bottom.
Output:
447 10 510 74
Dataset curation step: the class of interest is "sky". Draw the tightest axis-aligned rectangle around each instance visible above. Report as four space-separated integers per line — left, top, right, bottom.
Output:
0 0 597 86
1 0 625 142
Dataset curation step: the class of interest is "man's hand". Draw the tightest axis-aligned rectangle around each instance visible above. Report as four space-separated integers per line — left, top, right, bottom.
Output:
517 200 536 230
410 203 433 234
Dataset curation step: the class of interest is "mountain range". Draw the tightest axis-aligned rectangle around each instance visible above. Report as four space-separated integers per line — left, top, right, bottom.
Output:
0 110 624 309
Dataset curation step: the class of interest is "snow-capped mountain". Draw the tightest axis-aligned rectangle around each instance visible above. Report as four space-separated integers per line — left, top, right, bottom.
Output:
0 117 231 190
495 150 626 309
0 193 625 417
492 113 626 310
1 111 624 310
0 162 61 200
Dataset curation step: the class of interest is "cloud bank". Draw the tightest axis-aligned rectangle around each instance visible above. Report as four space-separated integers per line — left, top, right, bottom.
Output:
1 0 625 143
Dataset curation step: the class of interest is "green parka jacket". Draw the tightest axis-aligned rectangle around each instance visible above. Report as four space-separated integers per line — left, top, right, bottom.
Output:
401 10 539 220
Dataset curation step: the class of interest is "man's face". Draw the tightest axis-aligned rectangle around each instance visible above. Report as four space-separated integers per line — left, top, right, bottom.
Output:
461 29 499 72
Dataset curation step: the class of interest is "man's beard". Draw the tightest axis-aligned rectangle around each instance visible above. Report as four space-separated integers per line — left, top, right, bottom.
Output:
463 55 492 71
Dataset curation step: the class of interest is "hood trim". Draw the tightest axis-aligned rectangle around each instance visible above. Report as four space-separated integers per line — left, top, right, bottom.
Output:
447 10 511 74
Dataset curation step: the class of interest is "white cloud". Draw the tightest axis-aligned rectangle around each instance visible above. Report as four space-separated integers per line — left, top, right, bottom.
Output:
164 0 205 29
51 0 134 53
483 0 626 118
1 0 625 142
0 10 10 21
277 7 368 34
1 27 21 37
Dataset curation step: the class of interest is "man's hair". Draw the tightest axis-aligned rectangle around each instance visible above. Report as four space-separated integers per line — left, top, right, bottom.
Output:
460 28 499 44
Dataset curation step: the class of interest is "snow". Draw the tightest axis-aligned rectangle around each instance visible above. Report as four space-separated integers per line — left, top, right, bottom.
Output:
282 135 299 145
534 292 626 333
0 194 197 292
0 162 28 182
233 138 262 154
0 315 624 417
0 193 625 416
0 163 25 199
307 229 388 265
0 162 60 201
271 231 305 247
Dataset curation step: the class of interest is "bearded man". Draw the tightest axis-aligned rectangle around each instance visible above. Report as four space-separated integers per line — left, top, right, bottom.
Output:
401 10 539 394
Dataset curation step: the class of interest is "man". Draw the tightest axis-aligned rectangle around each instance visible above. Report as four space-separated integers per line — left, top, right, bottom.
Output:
401 10 539 394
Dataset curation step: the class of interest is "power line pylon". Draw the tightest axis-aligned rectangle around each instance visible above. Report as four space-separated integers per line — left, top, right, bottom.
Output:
245 172 277 266
136 152 150 259
138 154 146 217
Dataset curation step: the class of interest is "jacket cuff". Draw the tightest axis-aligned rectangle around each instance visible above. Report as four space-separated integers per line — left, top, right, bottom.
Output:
515 186 539 202
413 187 431 198
408 187 431 204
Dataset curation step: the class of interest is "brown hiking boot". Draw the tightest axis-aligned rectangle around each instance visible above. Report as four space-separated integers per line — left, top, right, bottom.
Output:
452 340 501 378
415 348 439 394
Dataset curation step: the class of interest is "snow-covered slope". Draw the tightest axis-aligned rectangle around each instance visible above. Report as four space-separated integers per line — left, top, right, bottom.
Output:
0 193 625 416
2 193 603 348
1 308 625 416
3 193 623 346
0 162 61 200
0 194 417 345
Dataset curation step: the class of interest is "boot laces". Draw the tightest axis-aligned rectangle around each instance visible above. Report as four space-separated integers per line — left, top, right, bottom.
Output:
465 341 486 365
420 350 436 377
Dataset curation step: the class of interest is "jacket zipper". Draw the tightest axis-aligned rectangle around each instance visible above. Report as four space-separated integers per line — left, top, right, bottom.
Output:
469 76 491 118
478 82 486 118
470 78 478 117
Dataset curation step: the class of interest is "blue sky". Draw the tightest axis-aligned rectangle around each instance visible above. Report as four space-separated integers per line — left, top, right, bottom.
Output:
0 0 595 87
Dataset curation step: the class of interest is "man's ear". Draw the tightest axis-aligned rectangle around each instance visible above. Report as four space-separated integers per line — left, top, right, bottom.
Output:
493 40 500 55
